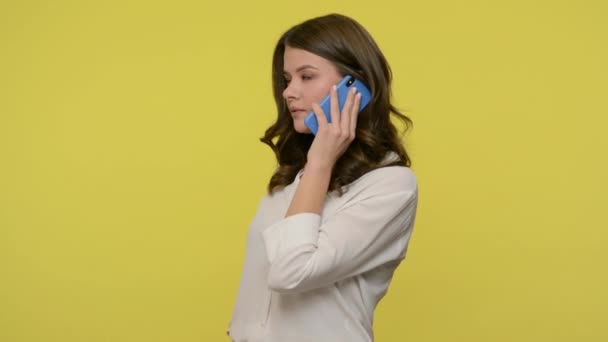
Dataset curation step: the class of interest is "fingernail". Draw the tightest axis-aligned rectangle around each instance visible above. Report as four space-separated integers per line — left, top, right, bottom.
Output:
351 87 357 93
333 85 337 90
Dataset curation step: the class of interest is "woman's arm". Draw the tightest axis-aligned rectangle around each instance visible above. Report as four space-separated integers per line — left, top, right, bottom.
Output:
263 167 418 293
285 85 361 217
285 163 331 217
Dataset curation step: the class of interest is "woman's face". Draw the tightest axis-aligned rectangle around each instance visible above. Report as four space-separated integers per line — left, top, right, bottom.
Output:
282 46 343 134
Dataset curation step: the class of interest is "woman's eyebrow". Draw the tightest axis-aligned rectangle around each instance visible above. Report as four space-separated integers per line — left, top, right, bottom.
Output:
283 65 319 75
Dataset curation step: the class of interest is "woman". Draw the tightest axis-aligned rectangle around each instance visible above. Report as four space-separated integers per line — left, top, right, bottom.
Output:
228 13 418 342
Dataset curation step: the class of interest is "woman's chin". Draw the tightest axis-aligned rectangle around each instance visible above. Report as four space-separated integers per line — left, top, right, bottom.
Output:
294 122 312 134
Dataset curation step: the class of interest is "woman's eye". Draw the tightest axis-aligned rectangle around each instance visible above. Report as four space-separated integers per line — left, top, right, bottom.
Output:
282 75 312 87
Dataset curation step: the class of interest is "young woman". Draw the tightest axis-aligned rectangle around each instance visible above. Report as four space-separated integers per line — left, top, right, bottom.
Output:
228 13 418 342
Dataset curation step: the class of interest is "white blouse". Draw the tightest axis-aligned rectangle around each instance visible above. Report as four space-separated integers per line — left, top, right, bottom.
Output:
228 152 418 342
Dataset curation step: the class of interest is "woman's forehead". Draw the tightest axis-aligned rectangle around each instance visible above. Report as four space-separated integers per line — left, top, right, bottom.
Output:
283 47 331 73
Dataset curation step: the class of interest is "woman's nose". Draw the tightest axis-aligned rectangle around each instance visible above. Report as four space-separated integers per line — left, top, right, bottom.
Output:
282 81 299 100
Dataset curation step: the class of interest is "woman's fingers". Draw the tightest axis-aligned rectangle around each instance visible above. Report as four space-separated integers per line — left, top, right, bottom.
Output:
341 87 357 135
329 85 340 126
350 92 361 136
311 102 328 131
317 83 359 139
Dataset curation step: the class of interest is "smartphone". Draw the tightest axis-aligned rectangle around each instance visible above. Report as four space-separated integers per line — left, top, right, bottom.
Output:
304 75 372 135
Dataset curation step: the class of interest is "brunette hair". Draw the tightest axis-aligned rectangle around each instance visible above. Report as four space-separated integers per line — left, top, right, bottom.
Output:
261 13 413 195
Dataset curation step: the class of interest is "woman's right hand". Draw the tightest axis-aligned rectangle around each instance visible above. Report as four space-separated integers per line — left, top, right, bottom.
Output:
307 84 362 171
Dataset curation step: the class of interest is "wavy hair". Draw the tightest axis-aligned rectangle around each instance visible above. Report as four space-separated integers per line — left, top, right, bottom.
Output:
261 13 413 195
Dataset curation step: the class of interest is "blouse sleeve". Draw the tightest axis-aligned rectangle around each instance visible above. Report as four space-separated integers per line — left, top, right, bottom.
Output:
262 169 418 293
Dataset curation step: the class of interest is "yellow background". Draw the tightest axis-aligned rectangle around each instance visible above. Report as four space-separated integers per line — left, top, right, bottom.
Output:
1 0 607 341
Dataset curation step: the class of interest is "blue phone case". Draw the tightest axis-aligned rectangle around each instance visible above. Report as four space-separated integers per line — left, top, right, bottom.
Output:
304 75 372 135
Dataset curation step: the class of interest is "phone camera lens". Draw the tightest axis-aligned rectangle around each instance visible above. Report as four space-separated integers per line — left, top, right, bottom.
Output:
346 76 354 86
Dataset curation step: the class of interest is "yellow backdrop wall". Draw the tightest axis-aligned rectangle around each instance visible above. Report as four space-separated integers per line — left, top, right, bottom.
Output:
1 0 607 341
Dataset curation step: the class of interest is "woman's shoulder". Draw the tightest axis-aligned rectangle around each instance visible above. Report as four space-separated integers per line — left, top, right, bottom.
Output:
355 165 416 192
347 152 417 195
